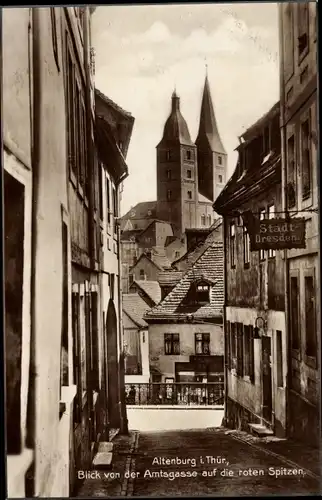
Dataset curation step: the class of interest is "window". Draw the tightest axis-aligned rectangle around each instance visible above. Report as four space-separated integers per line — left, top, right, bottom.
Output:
164 334 180 355
267 204 276 258
166 150 171 161
305 275 316 357
287 135 296 208
129 274 134 286
207 215 211 226
230 223 236 268
4 171 25 453
301 116 311 200
290 276 300 350
276 330 283 387
218 155 222 165
195 333 210 355
60 220 69 402
196 283 210 304
244 325 255 382
297 2 309 59
139 269 145 279
186 150 192 160
230 323 237 370
236 323 244 377
243 224 250 267
263 125 270 156
99 165 103 220
90 292 99 391
259 208 266 260
187 190 192 200
113 187 118 235
187 169 192 179
226 321 231 369
166 169 171 180
175 251 180 258
218 174 223 183
167 189 172 201
50 8 60 71
72 290 81 423
106 177 111 226
284 4 294 82
201 214 206 226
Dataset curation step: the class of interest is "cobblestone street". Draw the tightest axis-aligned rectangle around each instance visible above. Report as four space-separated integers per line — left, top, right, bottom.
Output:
76 427 320 497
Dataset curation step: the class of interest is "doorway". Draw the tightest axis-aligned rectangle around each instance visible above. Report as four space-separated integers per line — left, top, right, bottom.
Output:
262 335 272 423
106 299 120 428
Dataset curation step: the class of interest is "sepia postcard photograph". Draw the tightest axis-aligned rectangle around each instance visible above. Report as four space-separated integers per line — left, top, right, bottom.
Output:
1 2 320 498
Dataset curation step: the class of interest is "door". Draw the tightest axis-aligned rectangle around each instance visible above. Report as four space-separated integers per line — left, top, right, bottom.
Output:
262 336 272 422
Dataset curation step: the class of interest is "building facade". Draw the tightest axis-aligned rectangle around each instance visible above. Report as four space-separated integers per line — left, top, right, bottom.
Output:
3 7 134 498
279 2 319 445
214 102 287 437
144 241 224 385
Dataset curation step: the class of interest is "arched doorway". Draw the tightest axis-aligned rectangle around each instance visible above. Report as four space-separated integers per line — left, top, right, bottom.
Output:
106 299 120 428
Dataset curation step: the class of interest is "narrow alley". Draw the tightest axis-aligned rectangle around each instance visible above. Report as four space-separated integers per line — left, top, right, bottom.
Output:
76 427 320 497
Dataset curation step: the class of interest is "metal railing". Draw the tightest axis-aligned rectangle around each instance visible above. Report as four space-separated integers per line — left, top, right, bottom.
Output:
125 382 224 406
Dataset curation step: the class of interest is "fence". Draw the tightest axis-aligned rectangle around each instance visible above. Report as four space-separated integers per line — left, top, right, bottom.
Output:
125 382 224 406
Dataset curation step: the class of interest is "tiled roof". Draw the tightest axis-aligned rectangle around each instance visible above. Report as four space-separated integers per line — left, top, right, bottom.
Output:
172 221 222 272
95 88 133 118
132 280 161 305
123 293 150 328
151 252 172 270
121 201 157 220
145 242 224 322
158 270 184 287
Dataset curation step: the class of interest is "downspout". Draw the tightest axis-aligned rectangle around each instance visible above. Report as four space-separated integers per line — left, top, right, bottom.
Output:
222 217 229 425
83 6 94 448
115 171 129 434
25 7 41 496
278 6 291 438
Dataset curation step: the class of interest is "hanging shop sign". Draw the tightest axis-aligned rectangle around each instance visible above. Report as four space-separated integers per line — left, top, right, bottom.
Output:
249 217 306 251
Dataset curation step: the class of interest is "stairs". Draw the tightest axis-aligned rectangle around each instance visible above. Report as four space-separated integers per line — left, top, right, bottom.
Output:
91 428 120 469
249 423 274 437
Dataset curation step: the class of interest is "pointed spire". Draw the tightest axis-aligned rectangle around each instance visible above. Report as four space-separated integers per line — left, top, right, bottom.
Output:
196 75 226 154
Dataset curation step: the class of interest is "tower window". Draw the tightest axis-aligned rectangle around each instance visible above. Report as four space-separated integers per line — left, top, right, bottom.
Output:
166 150 171 161
166 169 171 180
218 175 223 183
187 190 192 200
201 215 206 226
218 155 222 165
187 169 192 179
167 190 172 201
186 150 192 160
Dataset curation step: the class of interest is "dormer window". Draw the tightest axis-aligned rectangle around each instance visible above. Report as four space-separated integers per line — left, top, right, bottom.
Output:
196 283 210 304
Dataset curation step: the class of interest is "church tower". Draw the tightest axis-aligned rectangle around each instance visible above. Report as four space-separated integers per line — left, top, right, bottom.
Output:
195 74 227 203
156 90 198 236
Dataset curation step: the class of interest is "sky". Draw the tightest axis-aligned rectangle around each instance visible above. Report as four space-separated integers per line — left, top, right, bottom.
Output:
92 3 280 216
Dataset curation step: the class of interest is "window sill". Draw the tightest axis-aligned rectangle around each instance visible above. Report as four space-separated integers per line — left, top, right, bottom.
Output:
291 348 301 361
61 384 77 405
93 390 99 406
304 354 317 369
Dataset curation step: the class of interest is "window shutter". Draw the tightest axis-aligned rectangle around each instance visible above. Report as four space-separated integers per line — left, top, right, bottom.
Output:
237 323 244 377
